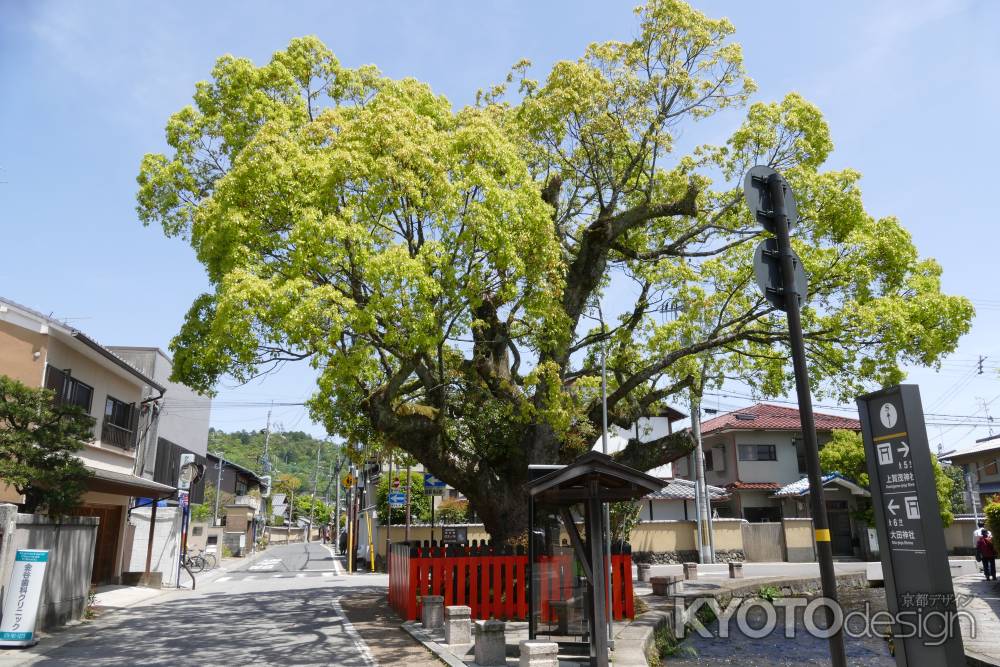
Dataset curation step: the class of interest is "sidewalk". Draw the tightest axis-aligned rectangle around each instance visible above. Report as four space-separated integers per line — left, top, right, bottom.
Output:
953 575 1000 667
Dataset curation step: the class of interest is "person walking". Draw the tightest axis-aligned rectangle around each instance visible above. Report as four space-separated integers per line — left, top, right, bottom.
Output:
976 528 996 581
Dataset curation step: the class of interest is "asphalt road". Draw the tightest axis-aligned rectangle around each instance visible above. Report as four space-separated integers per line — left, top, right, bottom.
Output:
5 543 438 667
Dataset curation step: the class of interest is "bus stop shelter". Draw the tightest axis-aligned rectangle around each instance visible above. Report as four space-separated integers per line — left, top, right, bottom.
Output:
527 451 666 667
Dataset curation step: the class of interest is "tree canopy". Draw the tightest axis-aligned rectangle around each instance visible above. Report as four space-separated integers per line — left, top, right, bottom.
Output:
0 375 93 515
139 0 972 541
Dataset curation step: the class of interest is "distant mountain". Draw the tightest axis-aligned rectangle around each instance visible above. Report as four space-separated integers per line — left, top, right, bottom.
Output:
208 428 342 495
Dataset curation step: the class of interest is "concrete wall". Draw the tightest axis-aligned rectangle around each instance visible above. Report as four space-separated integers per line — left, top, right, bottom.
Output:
638 498 692 522
266 526 307 545
0 506 99 631
944 516 980 554
0 319 46 385
630 521 696 553
126 507 182 586
782 518 815 562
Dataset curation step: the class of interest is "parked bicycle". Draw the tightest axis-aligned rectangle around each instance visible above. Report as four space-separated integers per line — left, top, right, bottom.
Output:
182 551 207 573
186 548 218 571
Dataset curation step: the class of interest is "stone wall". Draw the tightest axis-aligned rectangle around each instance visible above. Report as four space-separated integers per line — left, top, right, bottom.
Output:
0 505 99 631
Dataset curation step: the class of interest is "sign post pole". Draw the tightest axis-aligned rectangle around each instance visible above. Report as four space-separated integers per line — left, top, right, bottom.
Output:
745 166 846 666
857 385 966 666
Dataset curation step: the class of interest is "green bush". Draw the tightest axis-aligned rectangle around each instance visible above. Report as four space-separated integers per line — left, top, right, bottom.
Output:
984 500 1000 540
436 498 469 524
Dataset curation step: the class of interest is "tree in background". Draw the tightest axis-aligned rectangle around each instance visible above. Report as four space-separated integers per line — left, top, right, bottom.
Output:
819 429 956 526
141 1 973 542
0 375 93 515
984 499 1000 542
942 464 968 515
435 498 470 524
274 473 303 521
294 495 332 525
376 470 431 525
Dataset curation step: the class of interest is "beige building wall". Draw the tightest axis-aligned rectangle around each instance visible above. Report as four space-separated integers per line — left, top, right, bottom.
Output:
0 319 47 386
45 337 144 475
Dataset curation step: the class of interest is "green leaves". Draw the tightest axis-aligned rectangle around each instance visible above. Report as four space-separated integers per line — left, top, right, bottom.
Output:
141 2 973 542
0 375 93 516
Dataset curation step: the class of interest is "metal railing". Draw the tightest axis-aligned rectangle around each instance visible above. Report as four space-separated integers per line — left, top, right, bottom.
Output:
100 421 135 450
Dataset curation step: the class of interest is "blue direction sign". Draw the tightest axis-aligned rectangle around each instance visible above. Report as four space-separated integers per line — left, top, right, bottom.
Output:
423 473 446 495
387 491 406 508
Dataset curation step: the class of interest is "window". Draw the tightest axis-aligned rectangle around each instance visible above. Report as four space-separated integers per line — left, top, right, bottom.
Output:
101 396 137 449
738 444 777 461
235 478 248 497
986 460 998 476
704 450 714 472
44 365 94 412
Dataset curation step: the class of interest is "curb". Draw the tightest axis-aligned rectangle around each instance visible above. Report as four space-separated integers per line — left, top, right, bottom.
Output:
400 621 467 667
612 609 672 666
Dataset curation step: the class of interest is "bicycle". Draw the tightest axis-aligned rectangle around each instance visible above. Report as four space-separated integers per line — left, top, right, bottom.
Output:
199 549 219 570
183 551 206 573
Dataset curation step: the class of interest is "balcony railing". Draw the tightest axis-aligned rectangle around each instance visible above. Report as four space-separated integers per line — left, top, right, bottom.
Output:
101 421 135 450
233 495 261 511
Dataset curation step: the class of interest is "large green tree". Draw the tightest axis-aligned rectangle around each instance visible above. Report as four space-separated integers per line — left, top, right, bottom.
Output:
0 375 93 515
138 1 972 542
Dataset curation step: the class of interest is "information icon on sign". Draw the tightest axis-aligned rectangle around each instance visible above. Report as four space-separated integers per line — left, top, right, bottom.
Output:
876 442 894 466
905 496 920 520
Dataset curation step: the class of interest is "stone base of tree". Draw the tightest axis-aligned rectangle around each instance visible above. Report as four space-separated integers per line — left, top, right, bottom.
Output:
635 549 745 564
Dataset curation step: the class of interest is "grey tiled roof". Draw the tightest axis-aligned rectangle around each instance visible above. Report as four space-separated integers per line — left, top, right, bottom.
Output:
645 477 728 501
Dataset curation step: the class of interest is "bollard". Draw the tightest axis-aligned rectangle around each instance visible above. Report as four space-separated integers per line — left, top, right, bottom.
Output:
637 562 652 583
444 605 472 645
473 619 506 666
650 575 683 596
421 595 444 630
683 562 698 580
519 639 559 667
728 561 744 579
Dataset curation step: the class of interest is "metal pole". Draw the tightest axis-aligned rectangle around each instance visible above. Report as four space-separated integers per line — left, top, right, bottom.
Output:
768 173 847 667
600 344 614 644
966 471 979 524
261 406 273 527
308 440 322 542
212 454 223 527
386 455 394 573
405 464 412 542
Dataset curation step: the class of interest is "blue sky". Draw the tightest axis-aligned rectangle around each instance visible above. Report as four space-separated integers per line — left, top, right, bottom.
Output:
2 1 998 451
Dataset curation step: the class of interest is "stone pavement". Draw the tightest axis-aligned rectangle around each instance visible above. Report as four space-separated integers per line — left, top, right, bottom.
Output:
953 574 1000 666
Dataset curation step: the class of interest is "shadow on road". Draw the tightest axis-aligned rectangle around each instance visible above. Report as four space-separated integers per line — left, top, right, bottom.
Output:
31 585 387 666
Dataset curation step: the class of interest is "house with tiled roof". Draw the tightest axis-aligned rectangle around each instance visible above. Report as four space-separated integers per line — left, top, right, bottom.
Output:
674 403 868 556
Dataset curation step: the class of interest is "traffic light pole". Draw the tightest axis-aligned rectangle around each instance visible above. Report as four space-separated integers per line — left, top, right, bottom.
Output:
767 174 847 667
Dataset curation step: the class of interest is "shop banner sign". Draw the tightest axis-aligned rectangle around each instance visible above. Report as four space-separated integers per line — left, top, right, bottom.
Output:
0 550 49 647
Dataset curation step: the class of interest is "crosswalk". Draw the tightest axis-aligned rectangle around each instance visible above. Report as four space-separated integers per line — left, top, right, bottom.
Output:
215 571 337 583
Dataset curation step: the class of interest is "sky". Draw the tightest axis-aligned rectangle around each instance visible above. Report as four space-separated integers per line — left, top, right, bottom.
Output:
1 0 999 452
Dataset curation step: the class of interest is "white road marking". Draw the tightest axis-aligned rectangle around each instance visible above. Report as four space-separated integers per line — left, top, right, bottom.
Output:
296 573 306 578
322 572 333 578
331 597 377 666
249 558 283 571
322 545 345 575
217 576 232 582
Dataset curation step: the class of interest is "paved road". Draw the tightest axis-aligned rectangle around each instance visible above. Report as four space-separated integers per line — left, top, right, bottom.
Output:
5 543 438 667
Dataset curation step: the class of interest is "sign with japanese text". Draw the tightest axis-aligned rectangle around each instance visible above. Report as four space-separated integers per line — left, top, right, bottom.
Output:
857 385 964 666
0 550 49 646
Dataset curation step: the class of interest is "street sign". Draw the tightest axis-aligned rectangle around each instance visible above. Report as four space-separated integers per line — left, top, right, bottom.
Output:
391 477 401 490
857 385 965 666
423 473 446 495
0 550 49 647
442 526 467 544
743 165 798 233
342 473 355 488
388 491 406 508
178 490 189 509
753 238 807 311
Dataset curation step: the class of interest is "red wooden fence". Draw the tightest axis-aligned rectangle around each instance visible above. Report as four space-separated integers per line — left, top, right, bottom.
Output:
388 542 634 622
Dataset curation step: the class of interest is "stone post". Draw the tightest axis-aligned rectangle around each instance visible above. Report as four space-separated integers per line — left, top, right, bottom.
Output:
421 595 444 630
637 562 652 583
728 561 744 579
473 619 506 666
519 639 558 667
444 605 472 645
0 504 18 606
683 562 698 580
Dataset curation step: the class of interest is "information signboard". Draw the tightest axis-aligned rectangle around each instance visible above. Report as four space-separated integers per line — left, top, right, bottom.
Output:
423 473 446 495
442 526 468 544
0 550 49 647
388 491 406 508
857 385 965 666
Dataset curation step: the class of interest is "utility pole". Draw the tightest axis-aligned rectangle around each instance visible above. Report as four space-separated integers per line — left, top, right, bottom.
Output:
599 328 614 645
691 393 714 563
212 453 224 527
405 463 412 542
334 460 343 554
746 167 847 667
308 439 323 542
